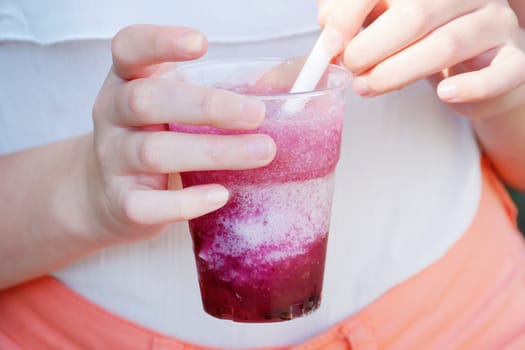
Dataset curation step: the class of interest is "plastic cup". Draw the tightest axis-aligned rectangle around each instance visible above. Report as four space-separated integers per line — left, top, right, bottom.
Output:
170 58 350 323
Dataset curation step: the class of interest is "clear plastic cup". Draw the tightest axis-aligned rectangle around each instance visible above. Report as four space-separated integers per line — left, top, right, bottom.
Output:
170 58 350 322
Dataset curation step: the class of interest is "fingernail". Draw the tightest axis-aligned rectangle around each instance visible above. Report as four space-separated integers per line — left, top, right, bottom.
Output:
206 187 229 206
241 99 266 125
177 31 205 56
353 77 374 97
322 27 345 56
438 83 458 101
247 136 273 160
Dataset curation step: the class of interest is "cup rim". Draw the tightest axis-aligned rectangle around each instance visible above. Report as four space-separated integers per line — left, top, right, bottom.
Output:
175 57 351 99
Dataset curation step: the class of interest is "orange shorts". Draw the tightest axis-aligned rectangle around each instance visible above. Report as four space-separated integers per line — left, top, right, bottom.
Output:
1 158 525 350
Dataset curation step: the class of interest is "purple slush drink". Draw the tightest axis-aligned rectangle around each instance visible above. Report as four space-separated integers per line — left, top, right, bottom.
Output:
170 59 348 322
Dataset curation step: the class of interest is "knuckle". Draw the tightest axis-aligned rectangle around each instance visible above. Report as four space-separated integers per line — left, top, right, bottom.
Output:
207 138 231 167
120 191 144 224
93 129 117 167
435 33 461 64
201 89 224 124
125 80 150 122
397 3 431 34
152 27 167 57
206 136 238 169
137 134 162 171
94 138 112 165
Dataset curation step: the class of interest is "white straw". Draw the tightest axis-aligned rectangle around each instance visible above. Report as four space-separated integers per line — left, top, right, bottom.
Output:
282 29 334 114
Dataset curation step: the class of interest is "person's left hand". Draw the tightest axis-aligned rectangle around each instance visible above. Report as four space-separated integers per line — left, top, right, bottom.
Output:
318 0 525 120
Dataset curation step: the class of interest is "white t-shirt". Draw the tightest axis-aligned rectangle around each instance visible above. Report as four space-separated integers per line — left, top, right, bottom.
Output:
0 1 481 348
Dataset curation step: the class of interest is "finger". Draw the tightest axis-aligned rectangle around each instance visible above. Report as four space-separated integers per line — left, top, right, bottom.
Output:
344 0 485 74
318 0 386 28
362 1 389 28
254 56 306 90
113 79 266 129
119 131 276 174
444 83 525 120
111 25 207 80
318 0 336 26
318 0 380 44
121 185 229 225
353 4 515 95
437 45 525 104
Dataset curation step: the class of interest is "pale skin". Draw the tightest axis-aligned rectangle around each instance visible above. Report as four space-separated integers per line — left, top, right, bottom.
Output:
1 2 524 289
318 0 525 188
0 27 276 288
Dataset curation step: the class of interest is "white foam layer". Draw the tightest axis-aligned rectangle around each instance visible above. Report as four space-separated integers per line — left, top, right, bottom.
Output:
220 175 334 257
200 173 335 273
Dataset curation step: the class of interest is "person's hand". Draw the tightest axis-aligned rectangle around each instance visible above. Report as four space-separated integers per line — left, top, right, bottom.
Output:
86 25 276 242
317 0 525 119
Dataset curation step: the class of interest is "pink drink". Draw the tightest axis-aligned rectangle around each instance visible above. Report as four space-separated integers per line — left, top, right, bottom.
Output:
170 59 348 322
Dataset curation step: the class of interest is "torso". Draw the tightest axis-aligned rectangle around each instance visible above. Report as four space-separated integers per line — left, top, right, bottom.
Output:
0 1 480 347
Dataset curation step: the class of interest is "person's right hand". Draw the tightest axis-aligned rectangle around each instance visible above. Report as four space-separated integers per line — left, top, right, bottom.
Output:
86 25 276 243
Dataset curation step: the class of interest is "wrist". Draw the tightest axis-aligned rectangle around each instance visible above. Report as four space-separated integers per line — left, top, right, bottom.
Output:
0 134 114 288
49 133 116 249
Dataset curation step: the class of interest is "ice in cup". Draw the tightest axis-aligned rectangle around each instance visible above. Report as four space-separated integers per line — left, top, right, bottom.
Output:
170 59 349 322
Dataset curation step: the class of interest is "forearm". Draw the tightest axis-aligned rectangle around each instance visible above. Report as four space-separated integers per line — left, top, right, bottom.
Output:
0 134 106 289
472 24 525 191
473 96 525 191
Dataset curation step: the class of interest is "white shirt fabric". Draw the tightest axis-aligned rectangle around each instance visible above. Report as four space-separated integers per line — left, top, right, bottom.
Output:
0 0 481 348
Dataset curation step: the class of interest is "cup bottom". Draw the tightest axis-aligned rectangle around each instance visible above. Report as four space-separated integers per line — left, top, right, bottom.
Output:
194 234 327 323
203 293 322 323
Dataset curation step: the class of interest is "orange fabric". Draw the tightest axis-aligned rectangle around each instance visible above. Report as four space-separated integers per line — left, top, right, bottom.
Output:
1 158 525 350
